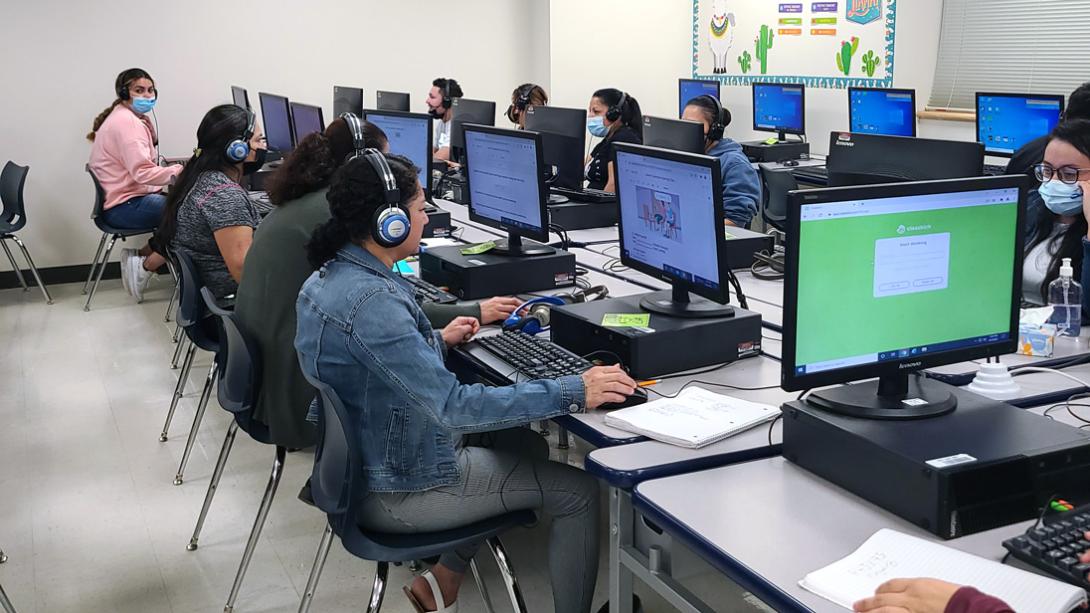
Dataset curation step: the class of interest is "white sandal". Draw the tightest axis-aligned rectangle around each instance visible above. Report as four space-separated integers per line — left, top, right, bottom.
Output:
403 570 458 613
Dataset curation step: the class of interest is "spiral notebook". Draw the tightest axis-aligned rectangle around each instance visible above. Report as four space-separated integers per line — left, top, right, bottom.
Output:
800 529 1086 612
603 387 778 448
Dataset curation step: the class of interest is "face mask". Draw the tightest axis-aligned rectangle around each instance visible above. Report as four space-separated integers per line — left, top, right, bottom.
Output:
1039 179 1085 216
243 148 267 176
131 97 156 114
587 116 609 138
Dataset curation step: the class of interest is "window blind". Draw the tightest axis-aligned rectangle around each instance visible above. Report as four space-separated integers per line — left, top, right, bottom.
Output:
929 0 1090 111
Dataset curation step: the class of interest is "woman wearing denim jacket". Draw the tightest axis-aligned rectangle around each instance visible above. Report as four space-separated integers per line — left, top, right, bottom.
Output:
294 151 637 613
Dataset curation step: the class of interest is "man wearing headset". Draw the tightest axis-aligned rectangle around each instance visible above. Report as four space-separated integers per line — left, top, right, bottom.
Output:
425 77 463 162
682 95 760 228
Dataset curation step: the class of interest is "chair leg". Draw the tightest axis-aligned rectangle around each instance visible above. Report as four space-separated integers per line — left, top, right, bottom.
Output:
82 233 109 295
558 426 570 450
84 235 118 312
164 274 178 323
297 524 335 613
485 537 528 613
223 446 287 613
170 332 187 368
470 558 498 613
161 343 197 442
9 236 52 304
174 360 217 485
0 549 6 563
0 581 15 613
0 240 28 291
187 421 239 551
365 561 389 613
172 321 184 344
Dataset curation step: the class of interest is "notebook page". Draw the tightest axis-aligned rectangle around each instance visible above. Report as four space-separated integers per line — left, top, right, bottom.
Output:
604 387 777 446
800 529 1085 612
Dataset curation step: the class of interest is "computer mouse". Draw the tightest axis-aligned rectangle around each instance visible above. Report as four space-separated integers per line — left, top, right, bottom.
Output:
598 387 648 411
783 159 800 167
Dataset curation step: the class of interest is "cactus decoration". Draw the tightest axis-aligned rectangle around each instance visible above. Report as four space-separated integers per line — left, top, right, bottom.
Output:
861 50 881 77
754 25 774 74
738 50 752 74
836 37 860 76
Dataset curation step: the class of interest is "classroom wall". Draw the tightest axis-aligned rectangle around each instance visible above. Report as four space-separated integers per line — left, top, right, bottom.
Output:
547 0 976 154
0 0 545 270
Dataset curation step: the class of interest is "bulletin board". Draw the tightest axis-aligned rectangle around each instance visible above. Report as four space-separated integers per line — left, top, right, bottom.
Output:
692 0 897 88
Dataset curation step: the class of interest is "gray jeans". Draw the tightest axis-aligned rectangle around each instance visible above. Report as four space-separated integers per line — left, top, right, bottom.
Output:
357 428 601 613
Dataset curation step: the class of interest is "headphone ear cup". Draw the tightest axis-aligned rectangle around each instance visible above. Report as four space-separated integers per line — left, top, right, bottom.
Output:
372 206 411 247
225 139 250 162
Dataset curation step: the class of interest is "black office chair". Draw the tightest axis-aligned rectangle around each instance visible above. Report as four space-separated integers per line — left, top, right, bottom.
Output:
759 164 799 231
0 162 52 304
0 548 17 613
160 250 222 487
295 376 533 613
188 287 285 613
82 165 158 311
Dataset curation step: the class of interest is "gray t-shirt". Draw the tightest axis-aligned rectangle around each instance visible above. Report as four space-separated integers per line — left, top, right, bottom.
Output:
172 170 258 299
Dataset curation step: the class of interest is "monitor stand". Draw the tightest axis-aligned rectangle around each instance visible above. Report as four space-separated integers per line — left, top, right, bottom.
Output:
807 372 957 420
490 232 555 257
639 284 734 319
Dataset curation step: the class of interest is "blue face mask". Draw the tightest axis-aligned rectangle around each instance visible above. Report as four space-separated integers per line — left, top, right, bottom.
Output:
131 97 157 114
587 116 609 138
1039 180 1085 216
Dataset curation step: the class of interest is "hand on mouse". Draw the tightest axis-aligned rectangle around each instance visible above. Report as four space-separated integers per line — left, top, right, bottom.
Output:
581 365 637 410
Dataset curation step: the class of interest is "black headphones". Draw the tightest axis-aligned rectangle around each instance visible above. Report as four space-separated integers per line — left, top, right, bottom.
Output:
115 69 154 101
342 113 411 248
700 94 730 142
507 84 535 123
440 79 454 109
224 109 256 162
606 91 629 123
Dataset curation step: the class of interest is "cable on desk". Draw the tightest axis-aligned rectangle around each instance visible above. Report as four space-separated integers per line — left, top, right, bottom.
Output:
767 414 782 446
726 269 748 310
1011 366 1090 391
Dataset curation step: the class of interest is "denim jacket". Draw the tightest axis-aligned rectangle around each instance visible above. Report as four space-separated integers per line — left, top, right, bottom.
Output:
294 244 587 492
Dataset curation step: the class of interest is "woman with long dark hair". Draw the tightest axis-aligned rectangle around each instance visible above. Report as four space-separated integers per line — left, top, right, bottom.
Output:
585 88 643 192
158 104 266 300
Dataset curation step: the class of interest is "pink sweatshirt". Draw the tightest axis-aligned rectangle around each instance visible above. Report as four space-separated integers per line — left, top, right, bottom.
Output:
88 104 182 209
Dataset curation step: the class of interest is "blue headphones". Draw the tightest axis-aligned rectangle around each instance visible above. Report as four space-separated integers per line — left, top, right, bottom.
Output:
225 108 256 163
503 296 566 335
342 113 411 247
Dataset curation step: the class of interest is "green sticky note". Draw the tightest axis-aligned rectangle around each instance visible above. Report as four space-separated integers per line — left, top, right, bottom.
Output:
763 136 780 145
602 313 651 328
460 241 496 256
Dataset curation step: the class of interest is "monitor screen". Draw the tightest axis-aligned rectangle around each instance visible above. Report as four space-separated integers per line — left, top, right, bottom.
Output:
464 126 547 240
615 145 726 301
753 83 805 136
849 87 917 137
231 86 249 110
976 93 1065 157
333 86 364 118
679 79 721 118
783 178 1023 391
364 110 433 197
259 92 294 153
376 91 411 112
290 103 325 143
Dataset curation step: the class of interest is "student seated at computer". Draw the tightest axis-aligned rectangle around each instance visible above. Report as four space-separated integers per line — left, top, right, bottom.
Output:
585 88 643 192
682 95 760 227
1007 82 1090 178
426 77 463 162
1021 119 1090 317
854 578 1012 613
157 104 266 300
235 116 523 449
87 68 182 301
295 152 637 613
506 83 548 129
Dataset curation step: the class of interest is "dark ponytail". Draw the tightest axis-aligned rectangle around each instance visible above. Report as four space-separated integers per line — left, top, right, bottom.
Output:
593 88 644 140
88 68 154 142
1035 119 1090 302
265 117 388 206
306 153 420 269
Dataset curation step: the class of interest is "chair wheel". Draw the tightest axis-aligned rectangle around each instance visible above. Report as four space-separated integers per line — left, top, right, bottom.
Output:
173 477 183 486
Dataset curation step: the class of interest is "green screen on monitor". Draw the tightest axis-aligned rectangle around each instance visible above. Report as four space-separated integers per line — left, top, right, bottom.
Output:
794 187 1019 374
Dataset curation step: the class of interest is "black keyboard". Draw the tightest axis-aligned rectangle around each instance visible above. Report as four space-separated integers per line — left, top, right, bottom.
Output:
402 275 459 305
476 331 593 380
1002 500 1090 590
984 164 1008 176
550 186 617 204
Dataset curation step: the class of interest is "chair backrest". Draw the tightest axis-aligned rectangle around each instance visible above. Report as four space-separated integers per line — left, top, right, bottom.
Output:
759 164 799 230
172 249 219 352
201 287 260 415
85 164 107 220
0 162 29 230
301 372 360 519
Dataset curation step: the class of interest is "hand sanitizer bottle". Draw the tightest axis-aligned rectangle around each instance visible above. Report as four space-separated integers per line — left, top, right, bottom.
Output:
1049 257 1082 337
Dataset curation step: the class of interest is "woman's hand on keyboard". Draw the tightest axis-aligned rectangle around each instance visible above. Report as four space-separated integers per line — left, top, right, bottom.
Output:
581 365 637 409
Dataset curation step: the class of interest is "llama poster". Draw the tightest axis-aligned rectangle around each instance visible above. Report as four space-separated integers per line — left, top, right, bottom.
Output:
692 0 897 89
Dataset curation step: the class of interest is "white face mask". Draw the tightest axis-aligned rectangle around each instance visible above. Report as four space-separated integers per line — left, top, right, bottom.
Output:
1039 179 1085 216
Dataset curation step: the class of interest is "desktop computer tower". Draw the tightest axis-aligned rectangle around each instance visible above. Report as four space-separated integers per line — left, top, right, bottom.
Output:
423 207 452 238
742 141 810 163
419 244 576 299
783 386 1090 539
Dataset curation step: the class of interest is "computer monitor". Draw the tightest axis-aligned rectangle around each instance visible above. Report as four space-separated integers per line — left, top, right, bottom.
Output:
258 92 294 155
782 176 1026 419
333 86 364 118
450 99 497 159
849 87 917 137
826 132 984 187
976 92 1066 157
642 116 705 154
230 86 250 110
678 78 721 118
376 90 411 112
290 102 325 143
752 83 806 140
363 110 434 201
614 143 732 318
463 125 552 256
524 105 587 191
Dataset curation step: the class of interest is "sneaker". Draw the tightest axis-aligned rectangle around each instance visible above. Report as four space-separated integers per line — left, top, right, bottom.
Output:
131 256 154 303
119 248 137 296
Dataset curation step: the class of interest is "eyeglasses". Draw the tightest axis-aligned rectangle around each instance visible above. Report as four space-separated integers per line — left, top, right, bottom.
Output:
1034 163 1090 185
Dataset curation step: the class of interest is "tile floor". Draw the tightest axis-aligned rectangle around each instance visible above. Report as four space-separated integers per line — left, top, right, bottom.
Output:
0 278 766 612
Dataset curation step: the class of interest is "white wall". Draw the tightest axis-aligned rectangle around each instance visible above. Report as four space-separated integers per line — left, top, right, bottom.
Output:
0 0 545 269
